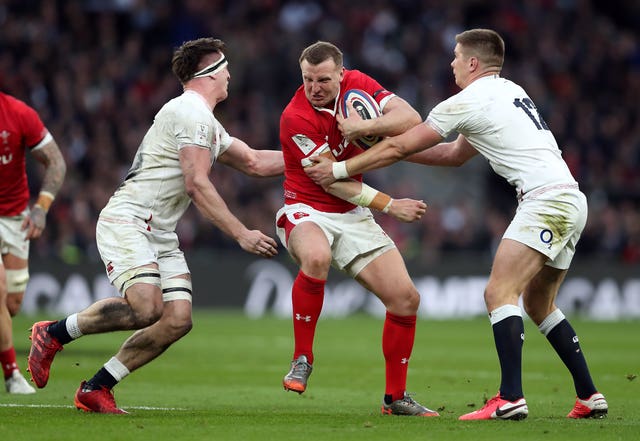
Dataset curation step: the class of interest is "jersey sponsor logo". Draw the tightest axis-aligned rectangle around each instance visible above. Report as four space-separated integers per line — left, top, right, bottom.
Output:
195 123 209 145
293 212 309 220
106 261 114 276
291 134 317 155
539 229 553 249
0 154 12 165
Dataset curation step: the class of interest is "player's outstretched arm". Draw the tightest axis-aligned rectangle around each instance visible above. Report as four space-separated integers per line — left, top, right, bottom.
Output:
180 145 278 257
325 179 426 223
338 96 421 143
303 147 426 223
218 138 284 177
307 123 445 187
406 134 478 167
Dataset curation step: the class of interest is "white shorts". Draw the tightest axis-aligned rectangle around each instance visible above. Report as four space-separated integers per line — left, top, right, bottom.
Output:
96 216 190 290
0 210 30 260
503 186 587 270
275 203 395 277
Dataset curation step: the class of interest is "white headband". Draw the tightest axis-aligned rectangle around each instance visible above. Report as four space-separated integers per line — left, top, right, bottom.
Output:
192 53 228 79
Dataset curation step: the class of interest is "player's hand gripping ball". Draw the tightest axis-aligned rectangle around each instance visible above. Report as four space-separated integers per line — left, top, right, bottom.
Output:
339 89 382 149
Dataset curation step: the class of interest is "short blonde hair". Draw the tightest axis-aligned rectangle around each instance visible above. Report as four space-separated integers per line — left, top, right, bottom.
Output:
455 29 504 70
299 41 343 67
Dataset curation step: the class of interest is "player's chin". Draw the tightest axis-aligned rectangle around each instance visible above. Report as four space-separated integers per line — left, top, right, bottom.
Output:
310 96 329 107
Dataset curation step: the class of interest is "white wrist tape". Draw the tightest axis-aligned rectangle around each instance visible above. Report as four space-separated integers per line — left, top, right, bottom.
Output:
382 199 393 213
347 183 379 207
332 161 349 179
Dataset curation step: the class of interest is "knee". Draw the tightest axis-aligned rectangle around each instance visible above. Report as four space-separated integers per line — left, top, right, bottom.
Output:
405 288 421 312
483 282 514 311
164 315 193 342
483 285 498 308
301 250 331 275
387 286 420 315
131 302 164 329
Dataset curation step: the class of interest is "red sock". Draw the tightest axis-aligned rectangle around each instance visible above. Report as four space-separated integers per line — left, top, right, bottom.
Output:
382 312 416 402
291 271 325 365
0 347 18 379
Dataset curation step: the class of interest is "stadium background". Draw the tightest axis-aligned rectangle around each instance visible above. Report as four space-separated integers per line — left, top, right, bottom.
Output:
1 0 638 318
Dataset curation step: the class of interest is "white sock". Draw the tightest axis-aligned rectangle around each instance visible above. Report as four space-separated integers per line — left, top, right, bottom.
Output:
65 313 83 339
488 304 522 325
538 309 566 336
104 357 130 382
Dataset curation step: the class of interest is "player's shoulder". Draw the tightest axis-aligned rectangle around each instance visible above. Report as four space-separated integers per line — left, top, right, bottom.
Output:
0 92 35 115
341 69 392 103
161 92 212 120
281 89 314 125
342 69 375 89
468 76 523 97
343 69 370 82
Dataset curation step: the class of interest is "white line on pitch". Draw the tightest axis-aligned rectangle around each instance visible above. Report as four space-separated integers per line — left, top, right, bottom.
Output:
0 403 187 411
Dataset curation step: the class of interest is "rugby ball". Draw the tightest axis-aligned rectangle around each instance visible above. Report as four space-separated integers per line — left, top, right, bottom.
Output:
339 89 382 149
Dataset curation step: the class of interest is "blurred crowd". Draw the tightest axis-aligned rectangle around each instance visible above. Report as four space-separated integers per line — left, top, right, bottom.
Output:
1 0 638 267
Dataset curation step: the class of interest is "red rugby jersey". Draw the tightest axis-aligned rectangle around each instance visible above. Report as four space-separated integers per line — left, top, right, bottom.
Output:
0 92 50 216
280 69 394 213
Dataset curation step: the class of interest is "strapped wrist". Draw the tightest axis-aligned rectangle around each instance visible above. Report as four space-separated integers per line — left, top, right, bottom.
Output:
332 161 349 179
346 183 392 212
34 191 55 213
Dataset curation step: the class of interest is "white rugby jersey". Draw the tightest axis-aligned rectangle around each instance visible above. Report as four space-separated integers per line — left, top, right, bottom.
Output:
426 75 576 196
101 90 232 231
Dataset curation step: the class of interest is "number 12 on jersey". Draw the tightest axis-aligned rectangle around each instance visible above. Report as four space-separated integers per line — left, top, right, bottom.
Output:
513 97 549 130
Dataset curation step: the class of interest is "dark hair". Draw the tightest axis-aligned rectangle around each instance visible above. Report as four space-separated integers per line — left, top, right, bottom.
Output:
455 29 504 70
171 37 226 84
299 41 343 67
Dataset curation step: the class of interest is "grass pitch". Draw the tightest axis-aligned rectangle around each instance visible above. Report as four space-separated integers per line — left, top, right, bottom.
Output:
1 311 638 441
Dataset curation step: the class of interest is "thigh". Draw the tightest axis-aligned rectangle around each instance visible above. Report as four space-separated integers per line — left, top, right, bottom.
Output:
504 190 586 269
287 221 332 279
153 230 190 279
2 252 28 314
327 207 395 273
0 264 6 303
356 248 419 313
2 252 27 270
276 204 394 275
0 214 29 260
485 238 547 309
97 219 157 283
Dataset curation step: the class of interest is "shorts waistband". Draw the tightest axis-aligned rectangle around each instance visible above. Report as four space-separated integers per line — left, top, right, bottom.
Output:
518 183 579 202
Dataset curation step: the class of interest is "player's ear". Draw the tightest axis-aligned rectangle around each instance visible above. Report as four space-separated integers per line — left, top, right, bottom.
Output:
469 56 478 71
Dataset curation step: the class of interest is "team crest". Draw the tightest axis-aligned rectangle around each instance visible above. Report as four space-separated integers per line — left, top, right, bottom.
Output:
291 134 317 155
195 123 210 145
